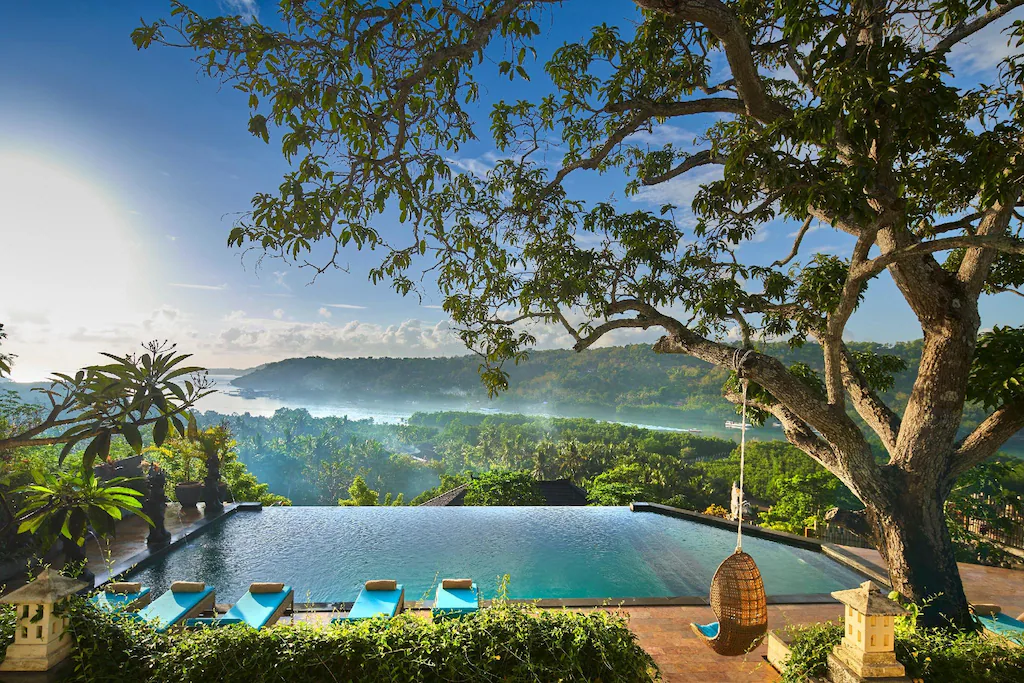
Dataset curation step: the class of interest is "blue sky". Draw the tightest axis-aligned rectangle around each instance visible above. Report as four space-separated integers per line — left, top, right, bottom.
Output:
0 0 1021 380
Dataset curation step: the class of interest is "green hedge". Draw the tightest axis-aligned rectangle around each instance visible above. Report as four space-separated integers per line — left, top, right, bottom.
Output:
782 621 1024 683
60 598 657 682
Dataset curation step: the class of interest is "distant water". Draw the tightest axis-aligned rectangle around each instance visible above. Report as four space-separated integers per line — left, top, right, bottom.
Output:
198 375 783 444
126 506 863 602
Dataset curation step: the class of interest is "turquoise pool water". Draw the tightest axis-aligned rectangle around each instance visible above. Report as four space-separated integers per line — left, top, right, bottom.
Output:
126 507 863 603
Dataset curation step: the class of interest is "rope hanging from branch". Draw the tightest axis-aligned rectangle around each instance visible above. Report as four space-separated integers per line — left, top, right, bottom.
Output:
688 347 767 657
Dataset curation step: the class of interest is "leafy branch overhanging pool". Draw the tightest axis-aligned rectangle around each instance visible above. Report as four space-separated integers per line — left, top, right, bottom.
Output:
125 507 863 604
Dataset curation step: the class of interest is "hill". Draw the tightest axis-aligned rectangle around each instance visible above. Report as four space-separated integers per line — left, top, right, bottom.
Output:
232 340 956 424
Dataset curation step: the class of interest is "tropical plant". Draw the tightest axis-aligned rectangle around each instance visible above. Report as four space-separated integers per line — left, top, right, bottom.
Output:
134 0 1024 627
759 472 842 534
13 470 150 581
338 475 404 506
945 460 1024 567
0 340 212 470
463 470 544 506
0 323 13 379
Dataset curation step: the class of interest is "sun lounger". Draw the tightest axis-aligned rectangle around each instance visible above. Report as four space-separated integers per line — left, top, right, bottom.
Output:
431 579 479 620
90 582 152 612
136 581 215 632
332 580 405 622
186 583 294 629
977 612 1024 644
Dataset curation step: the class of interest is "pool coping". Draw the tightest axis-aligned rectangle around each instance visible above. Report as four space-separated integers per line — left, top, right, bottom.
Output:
92 502 264 591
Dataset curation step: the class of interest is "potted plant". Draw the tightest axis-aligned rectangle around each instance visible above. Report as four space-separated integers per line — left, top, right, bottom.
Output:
172 446 203 509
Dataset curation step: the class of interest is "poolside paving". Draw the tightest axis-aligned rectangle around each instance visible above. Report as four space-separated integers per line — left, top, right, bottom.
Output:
5 507 1022 682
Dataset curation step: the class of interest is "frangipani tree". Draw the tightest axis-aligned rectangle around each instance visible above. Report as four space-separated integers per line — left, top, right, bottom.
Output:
0 338 212 570
135 0 1024 627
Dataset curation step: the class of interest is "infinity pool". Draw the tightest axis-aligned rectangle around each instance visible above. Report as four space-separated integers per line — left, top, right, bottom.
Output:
126 507 863 603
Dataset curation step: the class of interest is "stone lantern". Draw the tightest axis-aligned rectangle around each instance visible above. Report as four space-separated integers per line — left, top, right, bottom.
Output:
829 580 910 682
0 569 88 675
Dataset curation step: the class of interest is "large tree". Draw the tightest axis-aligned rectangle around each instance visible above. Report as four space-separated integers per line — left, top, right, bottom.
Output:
135 0 1024 626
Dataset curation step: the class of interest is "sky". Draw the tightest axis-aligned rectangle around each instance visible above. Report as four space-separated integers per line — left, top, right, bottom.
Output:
0 0 1021 381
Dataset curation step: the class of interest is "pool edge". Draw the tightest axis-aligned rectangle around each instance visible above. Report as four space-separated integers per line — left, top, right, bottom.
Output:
630 501 884 590
92 502 250 591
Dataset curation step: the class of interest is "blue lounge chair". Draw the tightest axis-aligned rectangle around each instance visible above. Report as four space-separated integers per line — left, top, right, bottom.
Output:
333 580 405 622
432 579 479 620
91 582 152 612
977 612 1024 644
187 583 294 629
136 582 216 632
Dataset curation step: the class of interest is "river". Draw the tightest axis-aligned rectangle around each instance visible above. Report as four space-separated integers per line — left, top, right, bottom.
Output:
198 374 785 444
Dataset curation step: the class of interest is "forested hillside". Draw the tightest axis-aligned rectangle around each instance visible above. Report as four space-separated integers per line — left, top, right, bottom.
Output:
233 340 1000 427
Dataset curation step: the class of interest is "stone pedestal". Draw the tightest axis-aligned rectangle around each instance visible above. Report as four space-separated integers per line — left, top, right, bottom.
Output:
0 570 86 677
827 652 911 683
765 630 793 673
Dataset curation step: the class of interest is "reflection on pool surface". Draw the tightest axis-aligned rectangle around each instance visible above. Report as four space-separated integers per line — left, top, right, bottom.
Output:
126 506 863 603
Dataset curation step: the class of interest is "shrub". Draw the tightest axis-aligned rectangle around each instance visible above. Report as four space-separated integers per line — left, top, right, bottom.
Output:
463 470 545 506
60 598 657 682
782 617 1024 683
0 603 13 664
778 621 842 682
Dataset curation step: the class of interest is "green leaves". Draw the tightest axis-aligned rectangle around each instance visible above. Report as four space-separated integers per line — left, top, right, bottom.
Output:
5 340 215 471
967 326 1024 411
13 471 151 550
850 351 909 394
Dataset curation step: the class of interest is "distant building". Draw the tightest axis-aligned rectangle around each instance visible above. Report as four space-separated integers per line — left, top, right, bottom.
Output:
419 479 590 506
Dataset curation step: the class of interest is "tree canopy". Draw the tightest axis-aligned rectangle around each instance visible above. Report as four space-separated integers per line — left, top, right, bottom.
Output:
135 0 1024 626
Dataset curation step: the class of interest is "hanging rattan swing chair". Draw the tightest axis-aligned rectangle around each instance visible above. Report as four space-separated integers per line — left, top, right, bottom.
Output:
690 351 769 657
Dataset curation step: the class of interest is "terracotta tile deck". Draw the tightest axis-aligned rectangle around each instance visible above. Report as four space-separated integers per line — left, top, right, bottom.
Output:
4 507 1021 681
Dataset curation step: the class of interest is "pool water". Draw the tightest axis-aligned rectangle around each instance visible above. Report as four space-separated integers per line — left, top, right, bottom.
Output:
126 507 863 603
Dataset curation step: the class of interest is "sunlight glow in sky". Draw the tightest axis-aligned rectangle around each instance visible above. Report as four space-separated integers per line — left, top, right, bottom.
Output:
0 153 160 379
0 1 1021 381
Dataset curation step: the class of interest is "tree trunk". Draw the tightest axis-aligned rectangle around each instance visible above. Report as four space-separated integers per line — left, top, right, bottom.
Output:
868 486 973 629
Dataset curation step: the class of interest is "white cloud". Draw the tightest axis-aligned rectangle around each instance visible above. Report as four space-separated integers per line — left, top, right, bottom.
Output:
949 16 1019 73
213 316 467 358
788 222 823 238
632 166 723 208
446 157 493 178
271 271 290 290
749 227 770 244
627 124 698 147
272 308 285 320
422 305 444 310
170 283 227 291
318 307 332 319
220 0 259 22
322 303 367 310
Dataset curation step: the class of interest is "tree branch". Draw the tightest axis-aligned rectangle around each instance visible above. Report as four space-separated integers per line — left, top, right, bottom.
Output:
957 201 1018 299
838 344 902 455
641 149 725 186
633 0 788 122
932 0 1024 55
571 299 884 500
605 96 745 117
852 232 1024 281
951 401 1024 478
772 214 813 267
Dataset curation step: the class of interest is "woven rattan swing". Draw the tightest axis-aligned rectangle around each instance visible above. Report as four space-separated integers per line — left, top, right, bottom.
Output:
690 350 768 657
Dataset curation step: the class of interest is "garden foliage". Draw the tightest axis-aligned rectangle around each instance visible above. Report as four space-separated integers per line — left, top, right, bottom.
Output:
60 598 657 683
